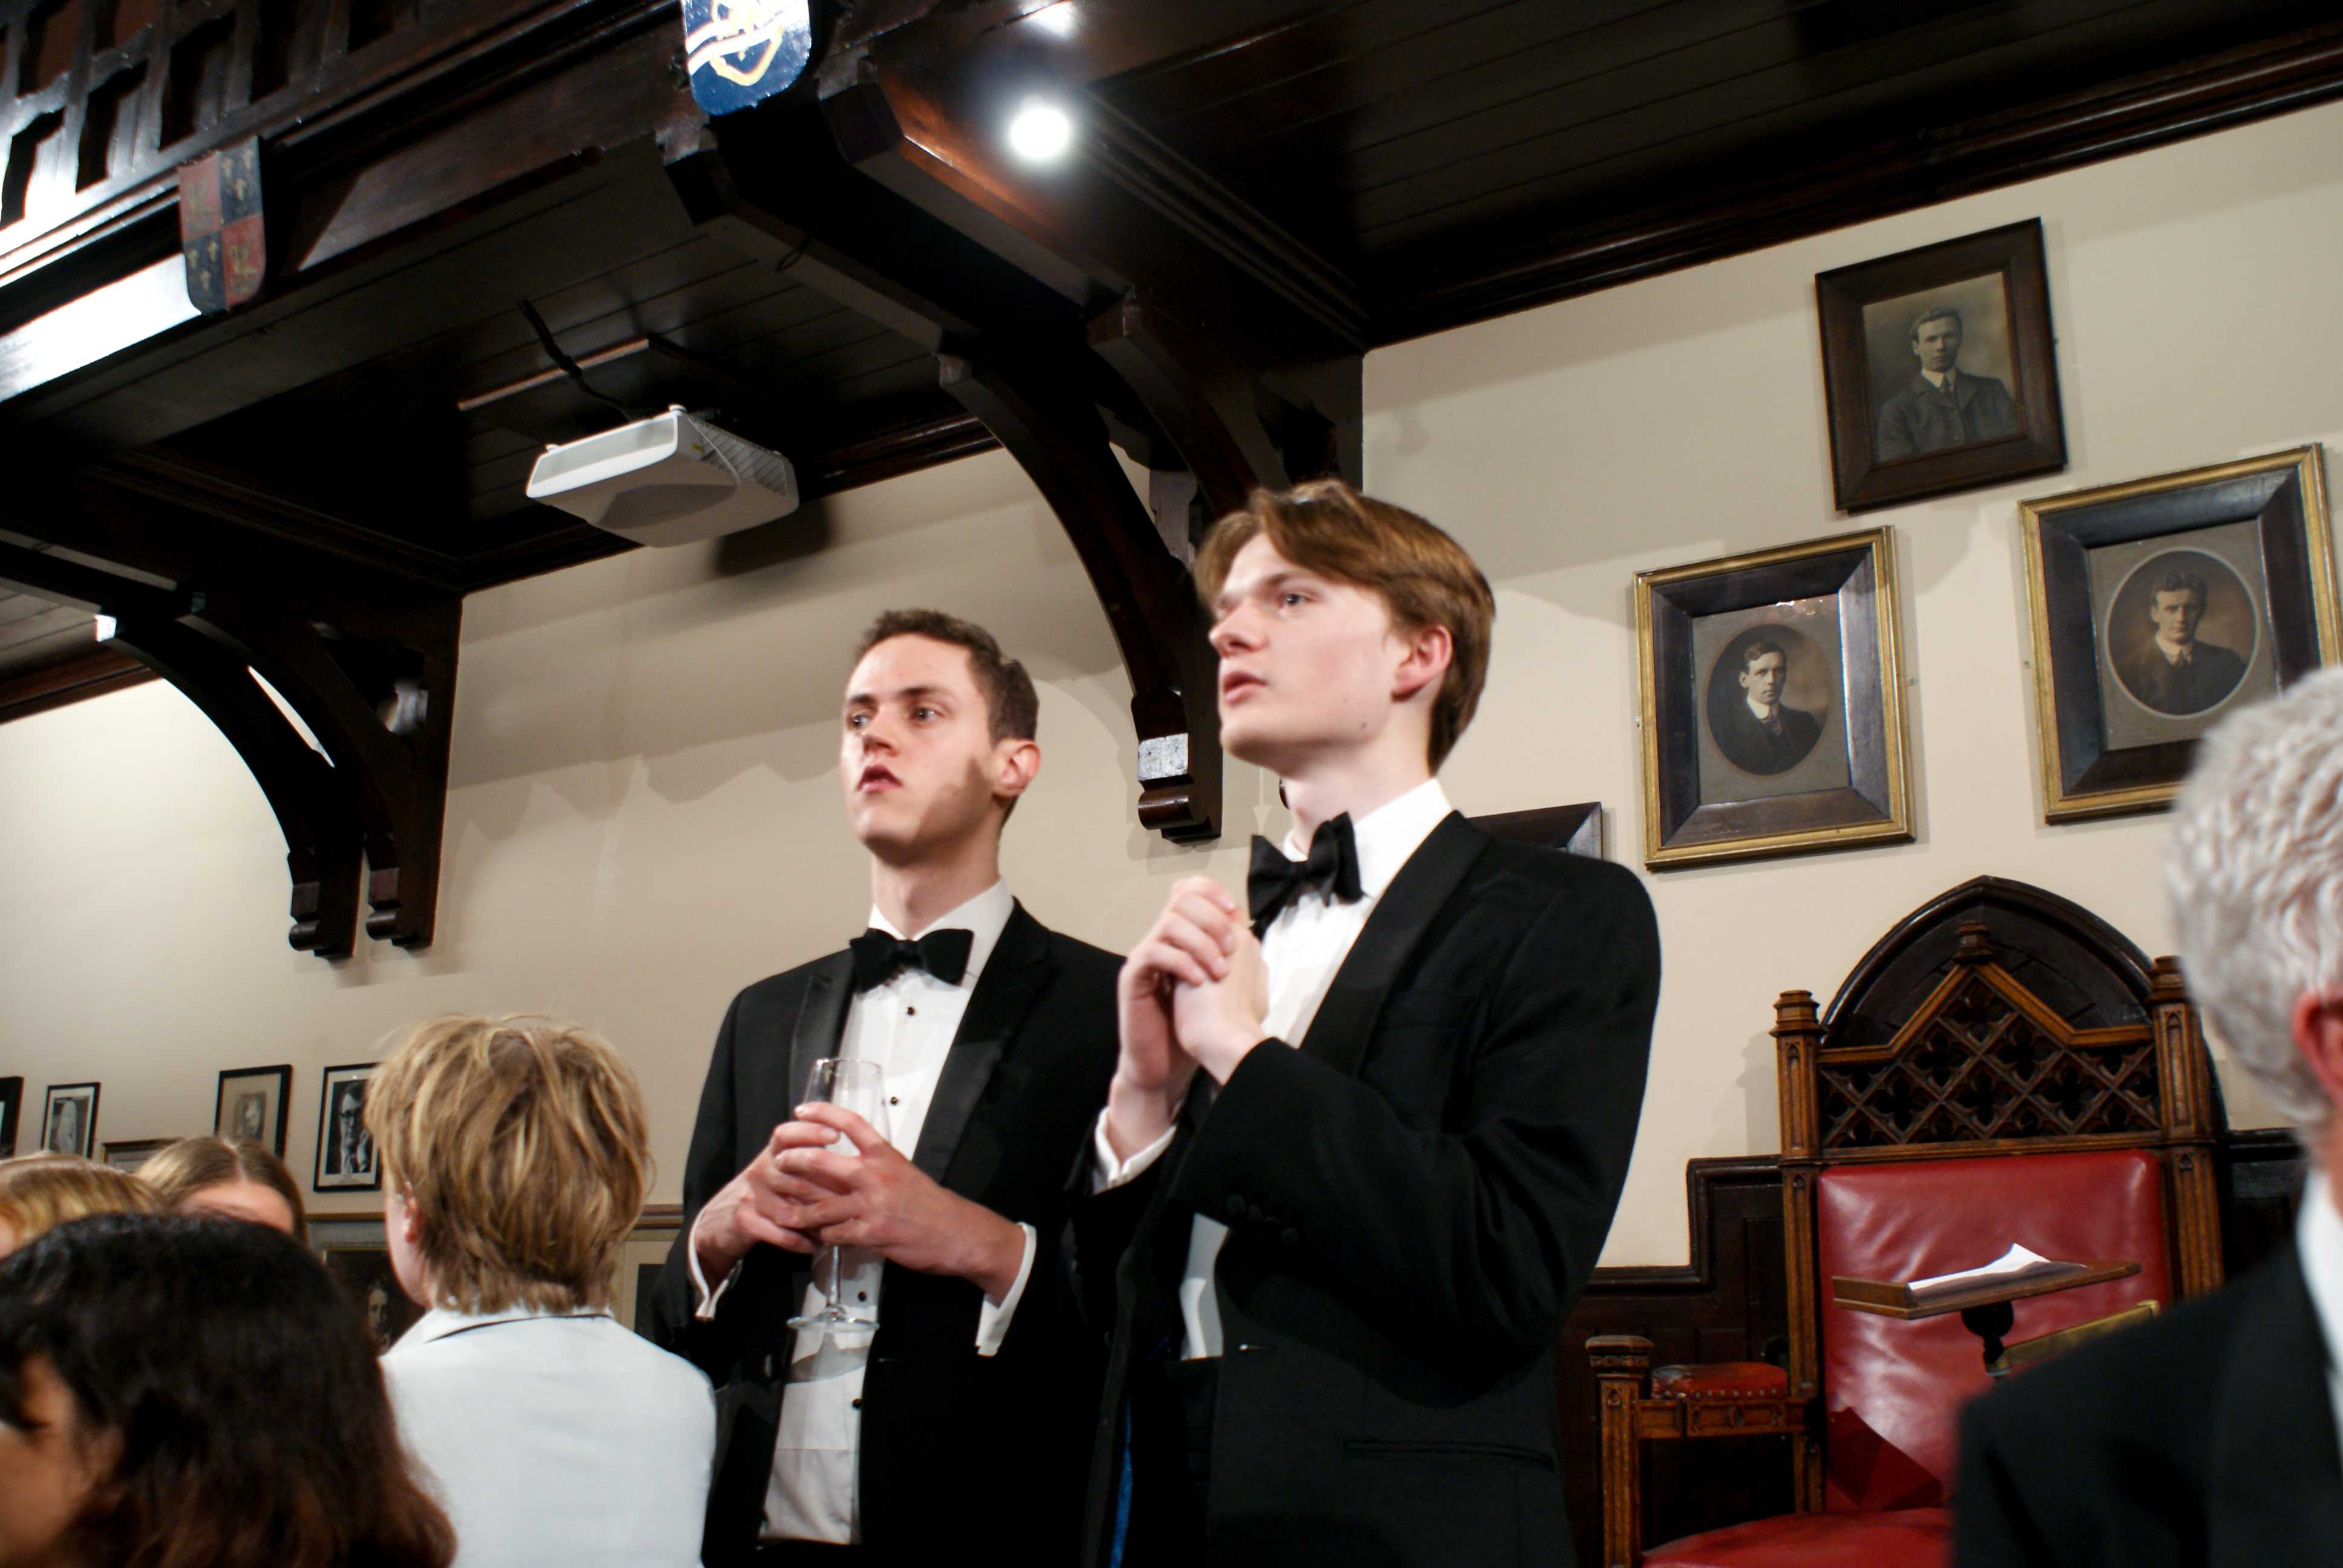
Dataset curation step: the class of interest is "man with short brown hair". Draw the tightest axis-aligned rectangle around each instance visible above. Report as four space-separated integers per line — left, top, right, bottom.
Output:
647 609 1119 1567
1073 479 1660 1566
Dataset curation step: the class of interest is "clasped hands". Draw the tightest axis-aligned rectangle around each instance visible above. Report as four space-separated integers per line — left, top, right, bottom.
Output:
693 1107 1025 1304
1104 876 1270 1162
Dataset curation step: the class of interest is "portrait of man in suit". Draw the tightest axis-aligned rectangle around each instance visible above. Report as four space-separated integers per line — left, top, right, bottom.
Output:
44 1096 84 1155
2109 562 2251 717
644 608 1118 1568
1872 303 2022 461
1708 635 1825 777
1075 480 1658 1567
323 1079 374 1178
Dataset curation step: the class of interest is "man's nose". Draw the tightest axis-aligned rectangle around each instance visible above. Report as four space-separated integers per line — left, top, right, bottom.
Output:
1210 607 1260 655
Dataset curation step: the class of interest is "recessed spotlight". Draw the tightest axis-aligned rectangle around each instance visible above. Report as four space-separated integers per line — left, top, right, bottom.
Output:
1007 97 1073 162
93 615 117 642
1026 2 1076 38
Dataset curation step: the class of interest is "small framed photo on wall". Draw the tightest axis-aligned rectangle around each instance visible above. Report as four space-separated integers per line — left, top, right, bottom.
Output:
0 1078 20 1158
214 1064 292 1155
315 1063 381 1192
1636 528 1913 868
1817 219 2066 511
2020 446 2339 822
40 1083 99 1157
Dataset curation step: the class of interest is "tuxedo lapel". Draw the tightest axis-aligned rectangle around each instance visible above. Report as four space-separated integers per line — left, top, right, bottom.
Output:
2208 1250 2343 1558
786 952 854 1115
911 903 1051 1186
1296 812 1484 1077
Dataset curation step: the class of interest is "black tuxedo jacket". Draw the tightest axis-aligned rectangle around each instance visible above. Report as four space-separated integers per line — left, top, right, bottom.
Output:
644 903 1120 1566
1955 1246 2343 1566
1070 814 1660 1567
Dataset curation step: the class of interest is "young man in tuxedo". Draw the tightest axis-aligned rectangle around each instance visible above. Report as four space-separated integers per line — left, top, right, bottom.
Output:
1074 480 1662 1566
645 610 1119 1567
1954 670 2343 1564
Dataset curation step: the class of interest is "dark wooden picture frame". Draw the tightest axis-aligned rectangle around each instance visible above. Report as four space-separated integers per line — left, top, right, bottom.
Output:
1472 803 1605 859
314 1063 381 1192
1636 528 1912 868
0 1077 19 1158
100 1137 173 1173
1817 218 2066 512
214 1063 292 1155
39 1082 99 1157
2021 446 2339 822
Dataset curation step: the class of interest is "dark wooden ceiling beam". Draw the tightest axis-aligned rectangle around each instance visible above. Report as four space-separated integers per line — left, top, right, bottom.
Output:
1375 16 2343 342
938 346 1221 842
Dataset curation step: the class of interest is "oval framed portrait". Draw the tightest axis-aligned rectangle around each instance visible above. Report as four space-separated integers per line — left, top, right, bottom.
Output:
2102 547 2258 719
1703 624 1832 778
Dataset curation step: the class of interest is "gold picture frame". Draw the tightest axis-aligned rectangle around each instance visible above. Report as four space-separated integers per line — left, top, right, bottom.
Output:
2020 446 2339 822
1636 528 1912 868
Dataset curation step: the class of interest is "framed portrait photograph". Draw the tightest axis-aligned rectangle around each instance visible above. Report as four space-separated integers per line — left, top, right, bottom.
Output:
214 1063 292 1155
39 1082 99 1157
615 1209 684 1335
1636 528 1912 868
0 1077 20 1158
1817 219 2066 512
1471 803 1605 859
314 1063 381 1192
2021 446 2338 822
100 1137 173 1174
312 1215 424 1354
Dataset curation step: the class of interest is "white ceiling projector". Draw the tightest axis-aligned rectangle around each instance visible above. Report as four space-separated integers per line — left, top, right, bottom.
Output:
526 407 798 546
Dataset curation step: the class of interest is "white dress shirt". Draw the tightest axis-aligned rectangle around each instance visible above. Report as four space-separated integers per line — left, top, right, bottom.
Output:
688 880 1037 1544
1095 778 1454 1359
382 1305 716 1568
2294 1168 2343 1456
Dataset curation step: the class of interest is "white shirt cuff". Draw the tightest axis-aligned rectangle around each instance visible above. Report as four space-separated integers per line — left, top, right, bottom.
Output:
686 1210 742 1321
973 1223 1037 1357
1091 1109 1177 1193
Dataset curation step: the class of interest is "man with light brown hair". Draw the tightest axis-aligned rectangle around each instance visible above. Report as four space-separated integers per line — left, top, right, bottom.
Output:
370 1014 716 1568
0 1154 159 1258
1072 479 1660 1566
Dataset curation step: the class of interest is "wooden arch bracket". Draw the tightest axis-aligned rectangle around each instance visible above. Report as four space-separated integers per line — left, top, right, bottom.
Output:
937 347 1221 840
0 486 457 958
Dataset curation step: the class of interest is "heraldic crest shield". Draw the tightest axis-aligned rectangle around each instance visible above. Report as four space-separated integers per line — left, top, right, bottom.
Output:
682 0 812 117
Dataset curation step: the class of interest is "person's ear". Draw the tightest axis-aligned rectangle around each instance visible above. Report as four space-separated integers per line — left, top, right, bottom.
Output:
1391 622 1452 705
992 737 1041 806
2291 991 2343 1110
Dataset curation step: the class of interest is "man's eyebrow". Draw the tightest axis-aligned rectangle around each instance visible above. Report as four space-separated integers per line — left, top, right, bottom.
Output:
1214 567 1312 613
844 683 950 708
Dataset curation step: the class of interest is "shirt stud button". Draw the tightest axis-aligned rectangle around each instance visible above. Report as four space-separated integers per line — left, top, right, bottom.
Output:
890 1096 900 1106
851 1397 862 1410
906 1005 917 1016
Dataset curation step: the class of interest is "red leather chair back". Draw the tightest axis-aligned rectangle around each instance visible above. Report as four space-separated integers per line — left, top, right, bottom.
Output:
1813 1149 2172 1512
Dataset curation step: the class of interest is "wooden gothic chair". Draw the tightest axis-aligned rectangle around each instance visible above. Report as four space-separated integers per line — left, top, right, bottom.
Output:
1588 878 2225 1568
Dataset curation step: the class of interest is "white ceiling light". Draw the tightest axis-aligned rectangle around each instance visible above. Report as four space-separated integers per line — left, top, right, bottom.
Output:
1007 97 1073 162
1026 2 1076 38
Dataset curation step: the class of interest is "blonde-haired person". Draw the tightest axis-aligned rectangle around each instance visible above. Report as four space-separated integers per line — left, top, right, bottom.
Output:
369 1014 715 1568
140 1135 308 1240
0 1152 160 1257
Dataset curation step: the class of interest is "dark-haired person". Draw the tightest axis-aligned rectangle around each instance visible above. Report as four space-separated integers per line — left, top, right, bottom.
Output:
370 1014 713 1568
2115 568 2250 716
1075 480 1660 1566
0 1212 454 1568
1874 305 2022 459
139 1135 307 1241
645 610 1120 1566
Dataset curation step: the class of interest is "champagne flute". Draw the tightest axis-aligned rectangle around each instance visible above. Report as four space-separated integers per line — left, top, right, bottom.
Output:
786 1056 889 1334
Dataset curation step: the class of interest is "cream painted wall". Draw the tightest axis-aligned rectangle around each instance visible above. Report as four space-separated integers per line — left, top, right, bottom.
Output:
5 99 2339 1258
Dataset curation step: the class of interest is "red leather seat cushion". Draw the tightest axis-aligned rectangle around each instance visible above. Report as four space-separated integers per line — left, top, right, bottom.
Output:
1643 1507 1950 1567
1653 1362 1791 1397
1815 1149 2171 1511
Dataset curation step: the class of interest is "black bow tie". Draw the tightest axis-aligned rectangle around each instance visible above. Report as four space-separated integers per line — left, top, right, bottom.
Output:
1248 814 1364 932
848 927 974 992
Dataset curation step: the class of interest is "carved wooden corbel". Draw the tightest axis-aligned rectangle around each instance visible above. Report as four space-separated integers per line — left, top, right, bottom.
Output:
937 348 1221 841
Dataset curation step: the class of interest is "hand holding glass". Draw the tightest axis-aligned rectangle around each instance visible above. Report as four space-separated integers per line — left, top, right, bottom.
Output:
786 1057 889 1334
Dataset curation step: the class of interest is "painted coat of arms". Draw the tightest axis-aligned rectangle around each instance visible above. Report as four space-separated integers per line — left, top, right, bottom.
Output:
179 137 264 314
683 0 812 117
